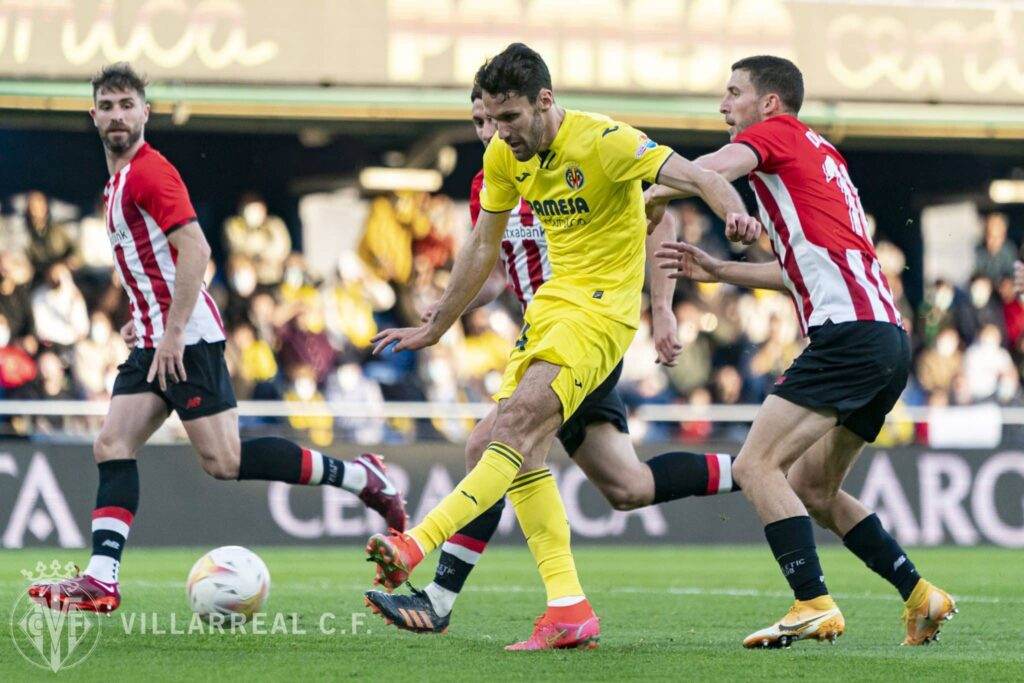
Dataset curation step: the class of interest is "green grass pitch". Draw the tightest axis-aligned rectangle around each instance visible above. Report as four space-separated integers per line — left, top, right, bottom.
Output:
1 546 1021 681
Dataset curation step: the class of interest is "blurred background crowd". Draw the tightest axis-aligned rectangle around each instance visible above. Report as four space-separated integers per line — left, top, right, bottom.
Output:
2 187 1022 448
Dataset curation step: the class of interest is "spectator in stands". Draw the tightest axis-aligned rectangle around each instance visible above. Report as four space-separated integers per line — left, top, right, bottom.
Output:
33 350 76 435
73 195 115 307
276 307 336 384
223 192 291 286
221 253 259 328
455 307 508 400
72 311 128 399
875 240 914 322
322 251 394 355
282 363 333 448
918 279 957 347
962 323 1019 403
31 261 89 357
974 212 1017 283
747 313 800 398
677 200 729 261
915 327 962 399
324 362 387 445
22 191 75 273
224 320 279 400
664 301 712 397
0 313 37 399
0 250 35 343
954 275 1006 345
997 275 1024 350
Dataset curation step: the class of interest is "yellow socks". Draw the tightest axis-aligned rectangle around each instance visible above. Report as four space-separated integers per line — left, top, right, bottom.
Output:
508 468 584 602
408 441 523 554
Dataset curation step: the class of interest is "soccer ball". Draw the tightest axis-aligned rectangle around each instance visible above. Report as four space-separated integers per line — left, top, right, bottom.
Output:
186 546 271 622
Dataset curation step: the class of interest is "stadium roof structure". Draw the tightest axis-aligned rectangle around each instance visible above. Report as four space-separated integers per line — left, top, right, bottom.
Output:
3 80 1024 144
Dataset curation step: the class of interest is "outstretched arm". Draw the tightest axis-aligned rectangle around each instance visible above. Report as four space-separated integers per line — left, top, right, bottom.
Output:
654 151 760 244
645 144 760 227
372 209 510 354
656 241 787 292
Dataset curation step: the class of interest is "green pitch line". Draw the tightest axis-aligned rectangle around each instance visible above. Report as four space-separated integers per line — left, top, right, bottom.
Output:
0 546 1020 682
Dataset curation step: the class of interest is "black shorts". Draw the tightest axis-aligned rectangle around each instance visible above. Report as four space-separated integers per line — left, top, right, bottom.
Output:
112 341 237 421
557 360 628 456
771 320 910 443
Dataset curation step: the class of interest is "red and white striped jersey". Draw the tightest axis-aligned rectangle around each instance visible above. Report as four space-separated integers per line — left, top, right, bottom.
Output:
470 169 552 311
735 115 901 336
104 143 225 348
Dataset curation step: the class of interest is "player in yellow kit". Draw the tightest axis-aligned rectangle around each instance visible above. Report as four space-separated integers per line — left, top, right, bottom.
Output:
366 43 759 650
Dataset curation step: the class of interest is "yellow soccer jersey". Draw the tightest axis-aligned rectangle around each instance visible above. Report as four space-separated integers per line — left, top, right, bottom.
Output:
479 109 673 327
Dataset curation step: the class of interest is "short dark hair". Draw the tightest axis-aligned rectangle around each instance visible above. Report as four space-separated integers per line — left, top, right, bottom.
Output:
474 43 552 103
91 62 148 101
470 85 482 103
731 55 803 114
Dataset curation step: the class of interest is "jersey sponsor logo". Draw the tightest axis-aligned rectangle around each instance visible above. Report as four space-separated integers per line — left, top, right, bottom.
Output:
528 197 590 217
601 125 620 137
109 226 131 248
635 134 658 158
565 164 585 190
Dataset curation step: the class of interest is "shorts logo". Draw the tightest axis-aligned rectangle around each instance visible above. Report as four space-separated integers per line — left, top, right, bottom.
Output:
186 396 202 409
574 379 583 388
635 134 657 158
774 375 787 386
593 290 604 299
565 164 584 190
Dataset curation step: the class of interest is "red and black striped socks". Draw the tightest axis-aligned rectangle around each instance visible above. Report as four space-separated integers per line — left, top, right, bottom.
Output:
646 451 741 503
84 459 139 585
237 437 364 491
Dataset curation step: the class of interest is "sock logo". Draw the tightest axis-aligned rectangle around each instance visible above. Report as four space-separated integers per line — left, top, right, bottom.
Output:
781 558 806 577
101 540 121 550
893 555 907 571
459 490 478 505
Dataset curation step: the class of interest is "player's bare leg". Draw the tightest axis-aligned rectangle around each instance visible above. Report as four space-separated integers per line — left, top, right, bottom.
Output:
788 427 957 645
184 409 406 530
573 424 653 509
732 396 845 648
28 393 169 613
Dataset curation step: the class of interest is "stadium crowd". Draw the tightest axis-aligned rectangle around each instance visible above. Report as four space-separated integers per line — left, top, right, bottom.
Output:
1 189 1021 446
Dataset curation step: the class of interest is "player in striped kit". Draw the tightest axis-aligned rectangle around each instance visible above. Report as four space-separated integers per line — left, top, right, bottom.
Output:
28 63 406 614
650 56 955 648
363 86 741 636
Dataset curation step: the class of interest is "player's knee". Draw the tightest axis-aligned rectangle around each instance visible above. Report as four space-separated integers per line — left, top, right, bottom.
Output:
198 449 239 480
732 455 757 487
604 485 646 511
93 433 132 463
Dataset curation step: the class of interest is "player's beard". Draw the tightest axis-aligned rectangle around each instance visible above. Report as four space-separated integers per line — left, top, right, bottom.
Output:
103 123 142 154
513 111 546 161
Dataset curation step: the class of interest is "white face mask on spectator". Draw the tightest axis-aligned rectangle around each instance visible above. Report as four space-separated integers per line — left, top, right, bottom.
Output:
936 333 958 357
91 322 110 344
231 269 257 297
284 267 304 289
0 325 10 347
243 202 267 228
294 378 317 401
934 287 954 311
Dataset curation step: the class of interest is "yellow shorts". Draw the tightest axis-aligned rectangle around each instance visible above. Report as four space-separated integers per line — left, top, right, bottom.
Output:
492 297 636 420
